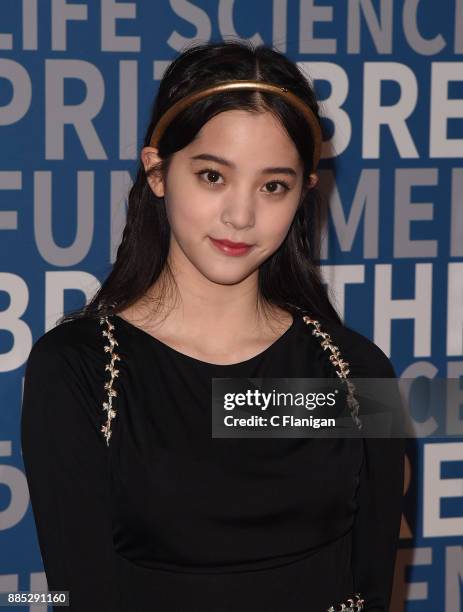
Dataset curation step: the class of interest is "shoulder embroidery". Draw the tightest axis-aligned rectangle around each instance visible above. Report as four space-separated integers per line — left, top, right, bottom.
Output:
302 315 362 430
99 315 121 446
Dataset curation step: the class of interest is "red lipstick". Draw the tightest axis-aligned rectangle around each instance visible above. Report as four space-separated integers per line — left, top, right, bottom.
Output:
209 237 254 256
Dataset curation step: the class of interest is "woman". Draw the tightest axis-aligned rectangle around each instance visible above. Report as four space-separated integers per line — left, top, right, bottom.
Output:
21 40 405 611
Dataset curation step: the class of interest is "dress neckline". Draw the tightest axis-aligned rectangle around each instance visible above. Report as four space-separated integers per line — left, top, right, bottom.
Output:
112 313 298 368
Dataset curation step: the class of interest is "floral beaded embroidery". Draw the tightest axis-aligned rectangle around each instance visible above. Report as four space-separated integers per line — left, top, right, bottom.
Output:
99 315 121 446
301 316 362 430
326 592 365 611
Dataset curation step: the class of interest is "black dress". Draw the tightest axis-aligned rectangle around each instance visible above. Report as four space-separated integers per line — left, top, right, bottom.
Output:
20 310 405 612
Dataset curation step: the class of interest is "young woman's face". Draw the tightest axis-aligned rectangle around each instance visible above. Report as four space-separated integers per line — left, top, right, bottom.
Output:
144 109 314 286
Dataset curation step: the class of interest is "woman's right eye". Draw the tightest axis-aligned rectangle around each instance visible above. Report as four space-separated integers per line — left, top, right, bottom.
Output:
195 168 224 187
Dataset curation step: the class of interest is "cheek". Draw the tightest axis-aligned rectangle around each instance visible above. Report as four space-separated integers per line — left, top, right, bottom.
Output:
165 191 215 239
259 205 297 243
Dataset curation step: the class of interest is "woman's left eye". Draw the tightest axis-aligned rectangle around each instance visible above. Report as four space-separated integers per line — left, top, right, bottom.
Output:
263 181 290 195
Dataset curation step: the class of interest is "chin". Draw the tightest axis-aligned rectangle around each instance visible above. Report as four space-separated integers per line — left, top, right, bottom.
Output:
198 264 258 286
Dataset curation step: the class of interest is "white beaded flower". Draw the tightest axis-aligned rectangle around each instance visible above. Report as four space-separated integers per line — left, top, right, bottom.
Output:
326 592 365 611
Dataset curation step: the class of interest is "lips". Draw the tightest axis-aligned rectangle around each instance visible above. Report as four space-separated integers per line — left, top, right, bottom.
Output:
209 236 254 256
213 238 252 247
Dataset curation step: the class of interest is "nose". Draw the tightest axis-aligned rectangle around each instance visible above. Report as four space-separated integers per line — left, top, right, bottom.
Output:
220 188 256 230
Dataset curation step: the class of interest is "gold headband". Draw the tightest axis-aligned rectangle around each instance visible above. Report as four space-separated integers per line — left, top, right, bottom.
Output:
149 80 322 174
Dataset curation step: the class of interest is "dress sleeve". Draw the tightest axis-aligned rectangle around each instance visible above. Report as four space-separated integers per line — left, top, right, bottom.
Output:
20 327 124 612
349 345 405 611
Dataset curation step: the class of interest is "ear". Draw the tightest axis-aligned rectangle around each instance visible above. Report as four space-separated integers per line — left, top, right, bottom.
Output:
140 146 165 198
299 173 319 203
307 173 319 189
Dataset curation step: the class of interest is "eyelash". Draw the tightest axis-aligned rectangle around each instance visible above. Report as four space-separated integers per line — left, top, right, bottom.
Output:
194 168 291 195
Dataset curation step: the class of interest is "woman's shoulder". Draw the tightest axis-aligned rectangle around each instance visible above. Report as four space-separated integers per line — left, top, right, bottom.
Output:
305 313 396 379
28 315 105 365
22 316 115 446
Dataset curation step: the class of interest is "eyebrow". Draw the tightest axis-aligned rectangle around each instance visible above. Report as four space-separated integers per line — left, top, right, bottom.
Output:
190 153 297 177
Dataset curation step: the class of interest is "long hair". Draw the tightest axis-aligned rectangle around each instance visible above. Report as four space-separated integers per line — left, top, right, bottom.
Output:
57 39 342 326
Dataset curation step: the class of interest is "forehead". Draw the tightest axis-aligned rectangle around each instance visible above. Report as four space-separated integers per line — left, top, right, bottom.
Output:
182 109 301 168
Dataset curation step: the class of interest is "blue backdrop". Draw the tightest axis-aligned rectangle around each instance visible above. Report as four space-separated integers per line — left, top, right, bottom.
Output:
0 1 462 610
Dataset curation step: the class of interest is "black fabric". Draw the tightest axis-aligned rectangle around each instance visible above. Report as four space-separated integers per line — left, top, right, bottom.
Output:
21 311 405 611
